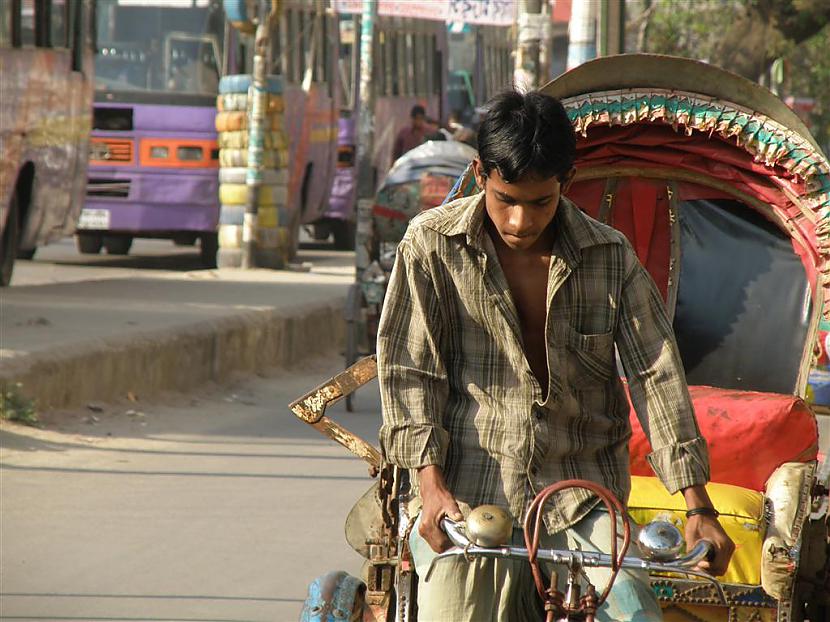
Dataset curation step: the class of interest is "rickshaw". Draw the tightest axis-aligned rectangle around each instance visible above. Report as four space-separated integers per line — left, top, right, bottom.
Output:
290 55 830 622
344 140 477 409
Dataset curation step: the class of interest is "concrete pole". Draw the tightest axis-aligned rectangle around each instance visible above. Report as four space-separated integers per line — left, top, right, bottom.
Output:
567 0 597 70
355 0 377 203
242 0 274 269
598 0 626 57
514 0 544 91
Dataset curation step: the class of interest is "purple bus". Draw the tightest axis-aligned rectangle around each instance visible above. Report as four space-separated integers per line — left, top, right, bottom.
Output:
77 0 224 266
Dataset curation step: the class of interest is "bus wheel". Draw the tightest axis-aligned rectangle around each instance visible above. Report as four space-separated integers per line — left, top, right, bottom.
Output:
17 247 36 260
77 233 104 254
200 232 218 269
332 220 356 251
0 192 20 286
104 235 133 255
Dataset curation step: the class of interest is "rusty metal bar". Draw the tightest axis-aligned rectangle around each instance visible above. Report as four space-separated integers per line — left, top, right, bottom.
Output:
288 356 381 467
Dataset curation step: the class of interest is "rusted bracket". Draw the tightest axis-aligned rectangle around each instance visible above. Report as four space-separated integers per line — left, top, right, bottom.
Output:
288 355 381 468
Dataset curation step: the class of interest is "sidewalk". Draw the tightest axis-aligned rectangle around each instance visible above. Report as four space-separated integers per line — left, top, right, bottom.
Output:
0 249 354 411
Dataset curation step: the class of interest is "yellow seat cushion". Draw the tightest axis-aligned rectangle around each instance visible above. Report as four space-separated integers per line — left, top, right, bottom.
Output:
628 476 765 586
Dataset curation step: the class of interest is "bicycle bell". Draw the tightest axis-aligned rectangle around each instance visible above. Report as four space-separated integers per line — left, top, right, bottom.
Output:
637 519 684 562
466 505 513 547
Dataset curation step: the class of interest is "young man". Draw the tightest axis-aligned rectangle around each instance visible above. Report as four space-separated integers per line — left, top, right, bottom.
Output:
393 104 429 160
377 90 735 621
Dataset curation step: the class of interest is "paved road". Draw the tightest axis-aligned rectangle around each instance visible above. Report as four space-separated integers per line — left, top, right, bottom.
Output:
10 236 351 288
1 356 380 622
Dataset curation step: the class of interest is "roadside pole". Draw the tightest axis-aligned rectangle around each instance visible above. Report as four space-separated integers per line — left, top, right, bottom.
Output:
242 0 275 269
567 0 598 70
598 0 626 57
514 0 546 91
354 0 377 287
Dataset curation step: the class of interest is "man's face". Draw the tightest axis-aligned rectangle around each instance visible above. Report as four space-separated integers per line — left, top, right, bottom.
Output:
412 113 425 130
473 159 575 251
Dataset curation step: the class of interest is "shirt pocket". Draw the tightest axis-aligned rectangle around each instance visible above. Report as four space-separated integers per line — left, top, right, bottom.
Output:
564 325 616 388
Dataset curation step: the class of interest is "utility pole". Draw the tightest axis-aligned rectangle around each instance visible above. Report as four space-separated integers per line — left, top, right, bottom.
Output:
514 0 546 91
567 0 598 70
598 0 626 57
242 0 275 269
355 0 377 253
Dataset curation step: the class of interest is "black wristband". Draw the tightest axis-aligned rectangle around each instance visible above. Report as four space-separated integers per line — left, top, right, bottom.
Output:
686 507 719 519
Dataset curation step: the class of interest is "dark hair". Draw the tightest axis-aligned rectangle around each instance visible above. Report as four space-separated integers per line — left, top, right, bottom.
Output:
411 104 426 118
477 90 576 183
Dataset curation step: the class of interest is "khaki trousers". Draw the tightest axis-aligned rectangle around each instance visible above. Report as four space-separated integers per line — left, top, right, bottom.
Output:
410 508 663 622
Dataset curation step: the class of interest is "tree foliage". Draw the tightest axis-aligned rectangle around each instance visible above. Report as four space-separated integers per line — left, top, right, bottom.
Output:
629 0 830 149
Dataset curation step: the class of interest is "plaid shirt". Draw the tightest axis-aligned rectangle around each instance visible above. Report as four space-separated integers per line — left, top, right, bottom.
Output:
377 192 710 532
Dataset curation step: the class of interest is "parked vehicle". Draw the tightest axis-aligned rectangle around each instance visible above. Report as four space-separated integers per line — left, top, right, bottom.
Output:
223 0 341 258
289 54 830 622
0 0 96 284
345 140 476 390
77 0 224 264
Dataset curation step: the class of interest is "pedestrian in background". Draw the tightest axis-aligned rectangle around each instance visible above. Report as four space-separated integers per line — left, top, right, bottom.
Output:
393 104 430 160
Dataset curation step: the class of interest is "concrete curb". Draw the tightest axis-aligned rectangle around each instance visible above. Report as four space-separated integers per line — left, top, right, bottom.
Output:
0 299 345 411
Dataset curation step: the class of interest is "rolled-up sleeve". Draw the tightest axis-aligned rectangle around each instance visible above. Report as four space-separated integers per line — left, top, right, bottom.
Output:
616 241 710 493
377 235 449 469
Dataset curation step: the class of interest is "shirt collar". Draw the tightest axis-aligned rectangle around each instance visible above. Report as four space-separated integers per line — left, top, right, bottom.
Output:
423 191 622 266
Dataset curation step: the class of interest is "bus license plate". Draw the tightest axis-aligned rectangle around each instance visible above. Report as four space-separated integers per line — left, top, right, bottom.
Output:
78 209 110 230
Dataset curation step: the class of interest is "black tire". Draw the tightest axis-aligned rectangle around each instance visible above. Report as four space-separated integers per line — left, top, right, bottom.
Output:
104 235 133 255
17 247 36 260
173 234 198 247
77 233 104 254
313 222 331 241
332 219 356 250
1 193 20 286
200 232 218 268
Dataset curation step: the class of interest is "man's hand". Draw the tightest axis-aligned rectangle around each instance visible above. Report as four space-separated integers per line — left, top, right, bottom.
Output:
417 465 464 553
682 485 735 576
684 514 735 576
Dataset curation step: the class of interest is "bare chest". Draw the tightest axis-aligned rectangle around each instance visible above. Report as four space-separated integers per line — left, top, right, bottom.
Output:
496 252 551 387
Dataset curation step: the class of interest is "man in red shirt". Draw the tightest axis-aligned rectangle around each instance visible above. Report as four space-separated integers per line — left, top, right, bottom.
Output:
393 104 429 160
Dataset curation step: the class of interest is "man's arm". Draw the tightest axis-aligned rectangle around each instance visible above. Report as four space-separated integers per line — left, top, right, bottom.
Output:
377 235 461 552
616 242 734 575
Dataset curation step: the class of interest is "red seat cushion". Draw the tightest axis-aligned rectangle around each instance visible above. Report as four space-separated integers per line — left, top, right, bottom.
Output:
628 385 818 491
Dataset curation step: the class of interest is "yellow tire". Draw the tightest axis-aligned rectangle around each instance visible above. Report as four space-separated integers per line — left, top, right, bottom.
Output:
218 148 288 168
219 183 288 207
216 94 285 114
217 130 287 150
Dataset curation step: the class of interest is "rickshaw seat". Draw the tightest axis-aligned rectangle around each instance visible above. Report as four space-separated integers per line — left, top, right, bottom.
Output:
627 385 818 597
627 385 818 492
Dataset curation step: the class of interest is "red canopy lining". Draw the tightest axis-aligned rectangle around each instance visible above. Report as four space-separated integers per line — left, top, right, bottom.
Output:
568 124 819 289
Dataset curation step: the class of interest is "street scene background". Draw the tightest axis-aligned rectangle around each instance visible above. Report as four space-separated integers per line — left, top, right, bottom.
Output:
2 1 830 621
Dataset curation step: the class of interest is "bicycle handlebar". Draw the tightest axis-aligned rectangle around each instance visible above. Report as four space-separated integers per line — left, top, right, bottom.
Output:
428 517 725 604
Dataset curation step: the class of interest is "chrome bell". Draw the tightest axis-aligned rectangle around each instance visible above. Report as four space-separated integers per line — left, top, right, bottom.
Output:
466 505 513 547
637 520 685 562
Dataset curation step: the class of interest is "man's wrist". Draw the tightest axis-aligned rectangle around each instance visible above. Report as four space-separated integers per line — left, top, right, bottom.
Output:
681 484 715 511
686 506 719 519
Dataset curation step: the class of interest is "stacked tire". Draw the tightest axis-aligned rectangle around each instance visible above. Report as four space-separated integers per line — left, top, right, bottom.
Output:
216 74 290 268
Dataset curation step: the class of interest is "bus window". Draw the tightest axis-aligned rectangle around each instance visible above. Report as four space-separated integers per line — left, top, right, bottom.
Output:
20 0 35 46
0 3 12 46
405 32 414 95
395 30 405 95
51 0 68 48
